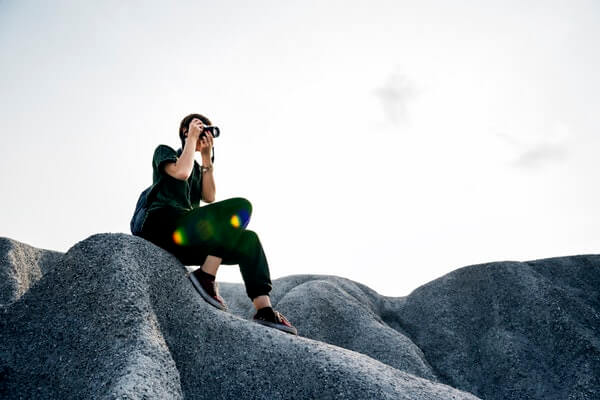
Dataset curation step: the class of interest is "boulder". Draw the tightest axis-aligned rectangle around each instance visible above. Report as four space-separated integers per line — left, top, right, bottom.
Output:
0 233 480 399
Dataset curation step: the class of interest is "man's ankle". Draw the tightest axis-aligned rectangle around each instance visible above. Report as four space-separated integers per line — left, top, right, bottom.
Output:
196 267 216 281
252 294 271 309
255 306 275 320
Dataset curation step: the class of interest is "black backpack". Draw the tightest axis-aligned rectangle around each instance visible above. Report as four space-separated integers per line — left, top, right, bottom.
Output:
130 183 160 236
131 145 215 236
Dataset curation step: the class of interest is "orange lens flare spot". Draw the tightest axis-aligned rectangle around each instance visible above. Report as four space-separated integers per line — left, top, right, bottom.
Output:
172 229 184 245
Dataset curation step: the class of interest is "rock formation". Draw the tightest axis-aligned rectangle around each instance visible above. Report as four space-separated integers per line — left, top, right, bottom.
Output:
0 233 598 399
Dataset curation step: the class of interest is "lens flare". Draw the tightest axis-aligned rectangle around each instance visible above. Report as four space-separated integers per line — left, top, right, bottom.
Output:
171 203 252 247
172 229 185 245
230 209 250 229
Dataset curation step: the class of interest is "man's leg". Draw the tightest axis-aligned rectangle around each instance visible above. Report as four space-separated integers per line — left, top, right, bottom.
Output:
174 197 253 246
215 229 273 302
201 255 222 276
173 198 272 301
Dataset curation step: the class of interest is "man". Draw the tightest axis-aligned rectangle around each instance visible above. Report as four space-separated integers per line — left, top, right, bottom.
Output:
139 113 297 335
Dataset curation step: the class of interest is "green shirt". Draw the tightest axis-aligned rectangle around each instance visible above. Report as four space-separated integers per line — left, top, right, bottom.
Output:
146 144 203 215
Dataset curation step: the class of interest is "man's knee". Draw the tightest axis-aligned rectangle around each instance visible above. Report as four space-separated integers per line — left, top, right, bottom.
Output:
234 197 252 216
228 197 252 228
243 229 258 241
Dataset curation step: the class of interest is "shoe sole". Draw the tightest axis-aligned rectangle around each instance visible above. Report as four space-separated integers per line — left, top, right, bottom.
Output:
252 318 298 335
188 273 228 311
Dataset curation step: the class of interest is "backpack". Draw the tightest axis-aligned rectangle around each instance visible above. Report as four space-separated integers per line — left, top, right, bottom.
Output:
131 144 214 236
130 183 159 236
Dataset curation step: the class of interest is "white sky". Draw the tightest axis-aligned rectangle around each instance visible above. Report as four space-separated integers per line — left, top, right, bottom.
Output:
1 0 599 297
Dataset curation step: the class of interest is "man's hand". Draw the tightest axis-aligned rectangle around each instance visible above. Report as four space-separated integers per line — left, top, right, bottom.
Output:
198 130 214 158
187 118 204 142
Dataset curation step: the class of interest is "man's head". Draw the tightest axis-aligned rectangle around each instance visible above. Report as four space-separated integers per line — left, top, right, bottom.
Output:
179 113 212 150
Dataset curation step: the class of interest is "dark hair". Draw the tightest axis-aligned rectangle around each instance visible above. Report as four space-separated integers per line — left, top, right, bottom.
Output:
178 113 212 150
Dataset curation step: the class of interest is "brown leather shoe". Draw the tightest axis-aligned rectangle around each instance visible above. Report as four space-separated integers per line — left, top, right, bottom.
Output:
188 268 228 311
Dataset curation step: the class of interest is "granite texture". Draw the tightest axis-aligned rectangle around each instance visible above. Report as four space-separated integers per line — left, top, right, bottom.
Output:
1 233 598 399
0 237 63 309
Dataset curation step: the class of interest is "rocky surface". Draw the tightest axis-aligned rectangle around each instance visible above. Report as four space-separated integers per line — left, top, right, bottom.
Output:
0 233 598 399
0 237 63 309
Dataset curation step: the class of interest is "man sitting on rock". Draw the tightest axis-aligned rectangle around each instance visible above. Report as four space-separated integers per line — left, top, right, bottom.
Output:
139 113 297 336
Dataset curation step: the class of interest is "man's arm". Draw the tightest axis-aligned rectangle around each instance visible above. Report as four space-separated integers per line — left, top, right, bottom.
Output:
165 138 197 180
201 155 216 203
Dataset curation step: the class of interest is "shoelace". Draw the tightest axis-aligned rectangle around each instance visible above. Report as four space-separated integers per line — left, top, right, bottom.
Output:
255 310 293 327
275 311 292 327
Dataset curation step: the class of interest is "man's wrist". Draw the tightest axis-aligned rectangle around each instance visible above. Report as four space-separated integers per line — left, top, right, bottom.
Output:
201 157 212 167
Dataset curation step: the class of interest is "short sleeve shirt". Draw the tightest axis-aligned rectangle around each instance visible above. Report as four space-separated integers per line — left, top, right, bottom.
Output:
146 144 203 214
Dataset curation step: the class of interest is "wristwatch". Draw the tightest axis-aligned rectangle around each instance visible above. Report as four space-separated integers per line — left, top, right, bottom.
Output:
201 165 213 173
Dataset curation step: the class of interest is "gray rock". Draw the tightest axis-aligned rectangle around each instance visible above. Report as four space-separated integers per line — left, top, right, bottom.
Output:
219 276 438 382
1 233 598 399
0 233 479 399
0 236 63 309
384 256 600 400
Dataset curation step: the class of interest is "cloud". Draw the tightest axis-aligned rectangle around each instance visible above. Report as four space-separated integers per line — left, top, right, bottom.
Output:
372 69 417 126
493 123 570 169
512 142 568 168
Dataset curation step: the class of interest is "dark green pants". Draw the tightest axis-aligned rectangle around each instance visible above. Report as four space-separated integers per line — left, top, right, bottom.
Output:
140 197 272 300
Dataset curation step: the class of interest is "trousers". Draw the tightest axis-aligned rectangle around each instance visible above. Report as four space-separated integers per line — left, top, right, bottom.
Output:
139 197 272 300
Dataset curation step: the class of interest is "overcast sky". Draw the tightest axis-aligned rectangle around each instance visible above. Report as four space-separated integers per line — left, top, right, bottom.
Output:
1 0 598 297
